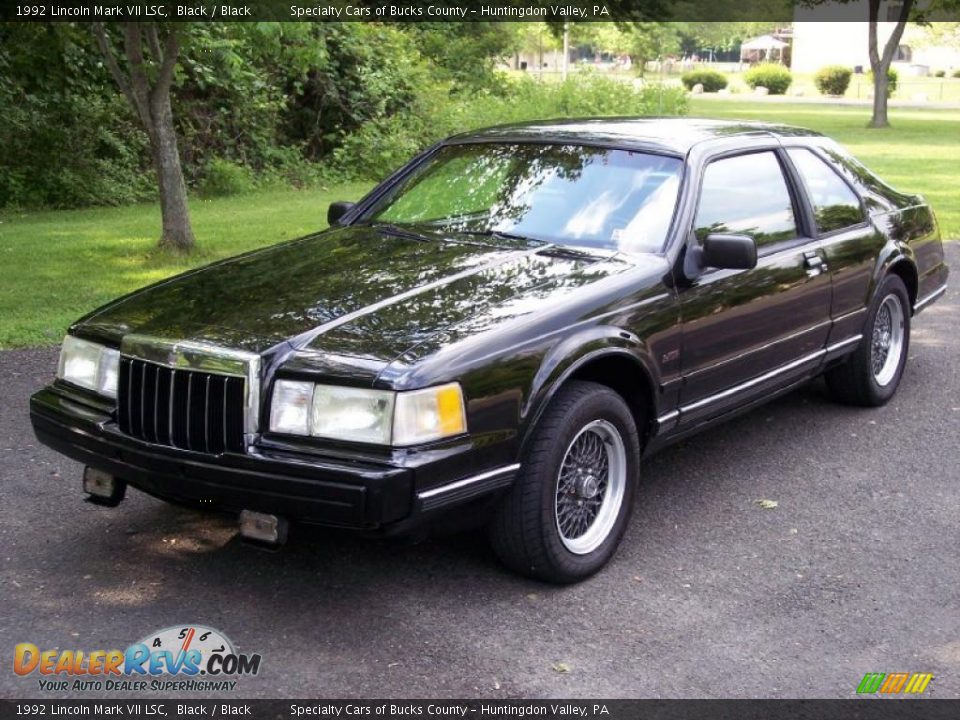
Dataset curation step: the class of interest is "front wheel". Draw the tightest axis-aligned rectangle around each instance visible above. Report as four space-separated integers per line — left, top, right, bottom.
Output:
826 274 911 407
488 381 640 583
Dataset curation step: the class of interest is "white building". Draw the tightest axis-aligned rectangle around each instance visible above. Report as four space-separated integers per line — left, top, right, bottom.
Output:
792 6 960 76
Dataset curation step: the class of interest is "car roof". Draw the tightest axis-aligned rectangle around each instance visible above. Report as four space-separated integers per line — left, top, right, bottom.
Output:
448 117 823 155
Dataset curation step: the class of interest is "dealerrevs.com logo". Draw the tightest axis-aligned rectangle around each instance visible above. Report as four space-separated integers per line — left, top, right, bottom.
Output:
14 625 261 692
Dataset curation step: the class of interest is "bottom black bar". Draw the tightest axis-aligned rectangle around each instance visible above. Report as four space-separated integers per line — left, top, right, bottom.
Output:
1 700 957 720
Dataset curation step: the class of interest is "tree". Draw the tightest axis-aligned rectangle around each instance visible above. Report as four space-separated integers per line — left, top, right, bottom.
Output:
866 0 913 128
678 21 781 53
398 23 516 91
544 21 682 74
912 20 960 47
800 0 958 128
92 23 194 250
623 23 683 72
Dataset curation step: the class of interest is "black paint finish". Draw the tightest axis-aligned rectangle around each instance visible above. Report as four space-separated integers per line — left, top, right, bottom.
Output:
31 119 949 533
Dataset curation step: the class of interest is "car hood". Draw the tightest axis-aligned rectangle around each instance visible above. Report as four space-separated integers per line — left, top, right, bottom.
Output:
75 224 637 379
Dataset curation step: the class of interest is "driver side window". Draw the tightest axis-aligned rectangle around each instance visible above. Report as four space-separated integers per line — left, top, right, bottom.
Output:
695 151 798 248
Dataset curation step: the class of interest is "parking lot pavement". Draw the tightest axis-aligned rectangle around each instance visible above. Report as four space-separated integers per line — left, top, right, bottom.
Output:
1 244 957 700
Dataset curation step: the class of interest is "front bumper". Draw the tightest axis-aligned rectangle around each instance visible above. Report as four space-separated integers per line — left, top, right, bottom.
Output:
30 387 517 531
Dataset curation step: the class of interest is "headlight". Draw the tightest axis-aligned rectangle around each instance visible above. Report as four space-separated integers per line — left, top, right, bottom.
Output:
269 381 465 446
312 385 394 445
56 335 120 399
393 383 466 446
268 380 314 436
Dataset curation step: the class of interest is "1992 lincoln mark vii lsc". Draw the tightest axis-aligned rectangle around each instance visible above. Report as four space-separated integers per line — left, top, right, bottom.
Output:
31 119 949 582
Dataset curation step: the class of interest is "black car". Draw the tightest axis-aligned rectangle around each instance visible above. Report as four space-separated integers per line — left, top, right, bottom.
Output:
31 119 949 582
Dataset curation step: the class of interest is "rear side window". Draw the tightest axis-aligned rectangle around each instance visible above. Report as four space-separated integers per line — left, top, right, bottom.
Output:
787 148 865 234
694 151 797 248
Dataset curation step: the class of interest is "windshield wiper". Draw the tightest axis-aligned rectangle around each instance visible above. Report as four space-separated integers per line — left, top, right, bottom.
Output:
455 229 547 244
455 229 608 259
535 245 604 260
368 222 431 242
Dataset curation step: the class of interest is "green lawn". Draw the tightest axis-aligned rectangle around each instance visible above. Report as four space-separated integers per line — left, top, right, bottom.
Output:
690 98 960 242
2 100 957 348
0 184 371 348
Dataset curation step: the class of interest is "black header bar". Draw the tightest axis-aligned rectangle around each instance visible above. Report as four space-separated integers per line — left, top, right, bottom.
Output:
3 0 959 23
1 699 959 720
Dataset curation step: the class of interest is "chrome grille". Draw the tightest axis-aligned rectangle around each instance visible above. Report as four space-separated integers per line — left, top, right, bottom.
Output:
118 357 246 454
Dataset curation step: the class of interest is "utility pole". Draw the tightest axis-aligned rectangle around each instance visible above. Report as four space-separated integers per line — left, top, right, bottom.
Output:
562 22 569 80
538 25 543 81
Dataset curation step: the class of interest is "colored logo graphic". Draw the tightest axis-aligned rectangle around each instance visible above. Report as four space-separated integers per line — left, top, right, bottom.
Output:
14 624 261 679
857 672 933 695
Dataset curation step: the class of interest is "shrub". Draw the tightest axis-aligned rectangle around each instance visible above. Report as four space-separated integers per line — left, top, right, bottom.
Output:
680 69 728 93
199 158 253 197
332 74 689 181
934 70 946 78
744 63 793 95
868 67 898 97
0 91 154 209
953 69 960 78
814 65 853 96
258 146 329 189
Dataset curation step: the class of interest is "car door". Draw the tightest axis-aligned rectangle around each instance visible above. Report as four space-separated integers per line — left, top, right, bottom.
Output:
782 145 883 349
676 147 833 428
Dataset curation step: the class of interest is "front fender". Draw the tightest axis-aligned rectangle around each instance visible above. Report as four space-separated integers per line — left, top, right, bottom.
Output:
519 326 658 451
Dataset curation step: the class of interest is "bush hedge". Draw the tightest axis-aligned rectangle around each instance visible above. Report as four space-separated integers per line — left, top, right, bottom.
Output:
199 159 254 197
333 73 689 181
744 63 793 95
813 65 853 96
680 69 728 93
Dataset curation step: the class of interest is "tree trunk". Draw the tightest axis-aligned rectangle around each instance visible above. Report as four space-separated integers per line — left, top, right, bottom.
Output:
150 92 195 251
92 23 195 251
869 63 890 128
867 0 913 129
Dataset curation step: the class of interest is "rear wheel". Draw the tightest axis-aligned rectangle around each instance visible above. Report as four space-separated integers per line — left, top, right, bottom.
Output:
826 274 911 407
488 381 640 583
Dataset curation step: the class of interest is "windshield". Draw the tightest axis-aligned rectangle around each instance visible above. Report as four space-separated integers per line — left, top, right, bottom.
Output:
364 143 683 254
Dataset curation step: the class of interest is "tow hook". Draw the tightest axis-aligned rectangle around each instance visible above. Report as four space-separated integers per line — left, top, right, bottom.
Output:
82 466 126 507
239 509 289 549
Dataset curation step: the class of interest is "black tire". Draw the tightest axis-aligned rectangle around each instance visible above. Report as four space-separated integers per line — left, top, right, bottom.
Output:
826 274 911 407
488 381 640 583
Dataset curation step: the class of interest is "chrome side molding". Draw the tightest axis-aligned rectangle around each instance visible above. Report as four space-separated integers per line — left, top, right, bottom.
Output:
418 463 521 511
914 284 947 312
825 334 863 354
655 409 679 428
680 349 826 415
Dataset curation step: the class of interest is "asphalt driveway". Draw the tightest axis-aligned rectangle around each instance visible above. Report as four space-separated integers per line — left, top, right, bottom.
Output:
1 244 957 699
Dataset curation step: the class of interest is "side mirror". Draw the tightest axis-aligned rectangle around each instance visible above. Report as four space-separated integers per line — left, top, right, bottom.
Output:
701 233 757 270
327 201 355 227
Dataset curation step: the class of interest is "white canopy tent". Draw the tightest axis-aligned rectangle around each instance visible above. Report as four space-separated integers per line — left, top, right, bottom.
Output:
740 35 788 65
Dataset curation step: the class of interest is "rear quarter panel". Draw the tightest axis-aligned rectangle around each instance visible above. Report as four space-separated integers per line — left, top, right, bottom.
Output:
815 139 948 309
873 204 949 304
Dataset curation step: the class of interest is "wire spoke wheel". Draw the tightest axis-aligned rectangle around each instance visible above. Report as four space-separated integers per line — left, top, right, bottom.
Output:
554 419 627 555
871 294 905 387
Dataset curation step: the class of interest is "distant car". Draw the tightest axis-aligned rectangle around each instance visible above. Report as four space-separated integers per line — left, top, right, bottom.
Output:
31 119 949 583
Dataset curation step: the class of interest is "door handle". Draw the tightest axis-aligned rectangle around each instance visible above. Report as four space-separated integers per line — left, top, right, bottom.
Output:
803 251 827 274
